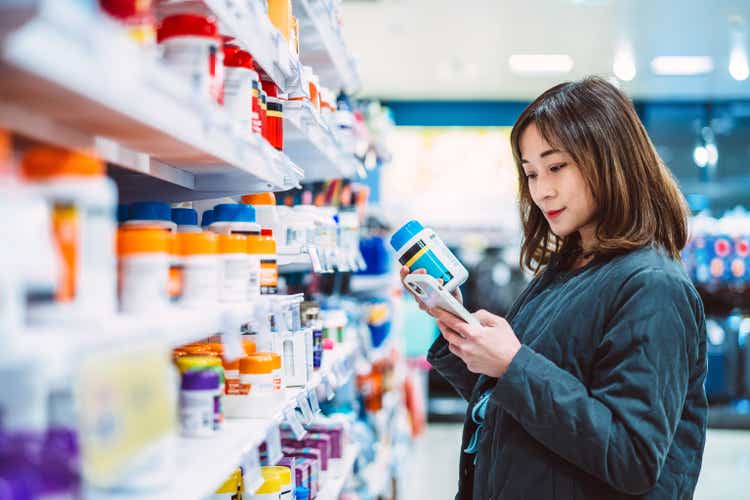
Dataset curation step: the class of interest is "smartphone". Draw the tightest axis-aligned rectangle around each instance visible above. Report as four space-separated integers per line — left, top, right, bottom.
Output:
404 274 479 326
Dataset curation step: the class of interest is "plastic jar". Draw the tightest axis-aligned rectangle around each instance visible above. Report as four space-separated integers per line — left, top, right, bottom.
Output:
177 232 219 305
117 228 170 313
175 355 224 431
239 353 275 395
262 466 293 500
212 469 241 499
222 358 241 395
294 486 309 500
171 208 202 233
257 229 278 295
217 234 250 302
242 192 279 235
251 61 263 135
268 0 292 41
99 0 156 46
269 352 282 391
157 14 223 104
179 370 219 438
249 476 281 500
260 91 269 142
21 146 117 313
223 44 254 136
201 209 214 229
209 203 261 236
266 97 284 151
390 219 469 293
123 202 177 232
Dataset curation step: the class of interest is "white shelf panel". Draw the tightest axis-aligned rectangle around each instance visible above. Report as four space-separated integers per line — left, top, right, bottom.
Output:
284 100 357 181
317 442 361 500
292 0 360 94
278 249 314 273
0 2 303 201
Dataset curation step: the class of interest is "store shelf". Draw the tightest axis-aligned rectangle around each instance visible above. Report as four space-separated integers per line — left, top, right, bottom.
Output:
203 0 306 96
292 0 361 94
278 250 314 273
0 2 304 202
317 442 361 500
361 442 393 498
88 341 357 500
284 100 358 181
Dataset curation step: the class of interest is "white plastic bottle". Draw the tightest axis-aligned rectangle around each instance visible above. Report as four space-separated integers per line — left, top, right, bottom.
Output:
171 208 202 233
390 219 469 293
210 204 262 297
117 228 170 313
21 146 117 315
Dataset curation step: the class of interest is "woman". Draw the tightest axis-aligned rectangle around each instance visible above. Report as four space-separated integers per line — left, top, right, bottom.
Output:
402 76 707 499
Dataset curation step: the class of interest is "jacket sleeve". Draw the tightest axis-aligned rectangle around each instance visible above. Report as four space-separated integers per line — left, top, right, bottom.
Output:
428 335 480 402
491 269 701 495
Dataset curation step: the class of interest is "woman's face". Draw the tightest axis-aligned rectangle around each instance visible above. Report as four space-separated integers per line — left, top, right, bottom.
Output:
519 123 598 245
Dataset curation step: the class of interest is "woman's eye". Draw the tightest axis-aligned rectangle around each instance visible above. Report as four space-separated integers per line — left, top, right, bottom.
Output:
550 163 567 173
525 173 537 180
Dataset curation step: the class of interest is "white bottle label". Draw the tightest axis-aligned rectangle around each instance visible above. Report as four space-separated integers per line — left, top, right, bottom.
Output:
119 255 169 313
220 255 250 302
160 36 221 102
181 258 219 304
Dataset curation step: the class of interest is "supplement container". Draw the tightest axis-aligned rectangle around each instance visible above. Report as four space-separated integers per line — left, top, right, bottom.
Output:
223 45 253 136
176 232 219 305
222 357 241 395
302 304 323 370
268 0 292 41
210 203 261 236
239 353 275 395
262 466 293 500
124 202 177 231
175 355 224 431
21 146 117 313
242 193 280 236
217 234 250 302
117 228 170 313
157 14 223 104
266 97 284 151
201 209 214 229
100 0 156 46
171 208 202 233
179 370 219 438
390 219 469 293
212 469 241 499
251 62 263 135
294 486 309 500
248 229 278 295
250 476 281 500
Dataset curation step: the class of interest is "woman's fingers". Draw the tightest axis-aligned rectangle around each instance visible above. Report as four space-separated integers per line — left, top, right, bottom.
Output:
431 307 474 338
437 320 466 346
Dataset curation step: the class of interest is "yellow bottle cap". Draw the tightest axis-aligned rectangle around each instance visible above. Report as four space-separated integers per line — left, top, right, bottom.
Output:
261 466 292 486
255 477 281 494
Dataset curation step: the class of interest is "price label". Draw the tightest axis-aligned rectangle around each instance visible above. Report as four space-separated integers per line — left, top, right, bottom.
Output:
308 246 324 274
241 447 263 493
265 425 283 466
283 407 306 440
308 389 321 414
297 393 314 424
323 374 336 401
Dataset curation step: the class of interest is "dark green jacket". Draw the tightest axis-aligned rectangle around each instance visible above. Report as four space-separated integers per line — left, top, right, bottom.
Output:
428 246 708 499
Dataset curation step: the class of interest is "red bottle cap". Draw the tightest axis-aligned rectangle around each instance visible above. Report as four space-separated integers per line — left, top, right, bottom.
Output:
157 14 219 43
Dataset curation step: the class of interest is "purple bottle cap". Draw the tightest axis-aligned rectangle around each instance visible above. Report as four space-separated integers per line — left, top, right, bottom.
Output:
181 370 220 391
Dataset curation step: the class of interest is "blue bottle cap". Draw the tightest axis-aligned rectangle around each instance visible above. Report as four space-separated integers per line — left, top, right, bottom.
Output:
117 204 129 223
201 209 214 227
294 486 310 500
213 203 256 223
128 202 171 222
390 220 425 250
171 208 198 226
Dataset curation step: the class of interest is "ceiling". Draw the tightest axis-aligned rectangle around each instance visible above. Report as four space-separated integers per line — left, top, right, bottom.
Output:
340 0 750 100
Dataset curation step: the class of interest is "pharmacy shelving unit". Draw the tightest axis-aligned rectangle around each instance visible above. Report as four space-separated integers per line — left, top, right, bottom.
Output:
0 0 367 497
317 441 362 500
292 0 361 94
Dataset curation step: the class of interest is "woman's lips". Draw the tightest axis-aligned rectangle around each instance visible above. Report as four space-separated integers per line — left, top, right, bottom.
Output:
546 208 565 219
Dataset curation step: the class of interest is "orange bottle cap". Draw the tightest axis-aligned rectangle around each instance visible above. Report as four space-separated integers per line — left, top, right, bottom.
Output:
178 232 218 255
218 233 247 254
223 358 240 371
269 352 281 370
243 339 257 355
247 234 275 254
117 228 170 255
241 192 276 205
21 146 104 179
240 353 275 374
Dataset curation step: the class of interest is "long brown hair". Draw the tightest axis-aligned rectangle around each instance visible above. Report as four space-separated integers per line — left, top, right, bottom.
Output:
510 76 689 273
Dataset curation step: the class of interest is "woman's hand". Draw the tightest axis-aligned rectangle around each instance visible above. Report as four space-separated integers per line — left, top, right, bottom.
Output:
432 308 522 378
400 266 463 315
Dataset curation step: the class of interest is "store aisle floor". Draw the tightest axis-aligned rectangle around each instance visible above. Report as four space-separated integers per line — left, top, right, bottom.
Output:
404 425 750 499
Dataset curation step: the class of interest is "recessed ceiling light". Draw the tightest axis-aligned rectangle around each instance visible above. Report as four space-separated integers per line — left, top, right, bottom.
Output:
613 44 636 81
508 54 574 75
650 56 714 76
729 48 749 81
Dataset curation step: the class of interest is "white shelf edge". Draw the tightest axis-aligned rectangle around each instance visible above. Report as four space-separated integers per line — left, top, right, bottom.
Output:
317 441 361 500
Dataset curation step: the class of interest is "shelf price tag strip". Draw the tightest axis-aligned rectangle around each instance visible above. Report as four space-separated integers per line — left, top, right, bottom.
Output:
265 424 283 466
296 392 314 424
308 387 321 414
241 447 264 493
283 406 307 440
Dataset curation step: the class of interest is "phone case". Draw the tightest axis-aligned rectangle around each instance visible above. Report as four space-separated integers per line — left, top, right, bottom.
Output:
404 274 479 326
